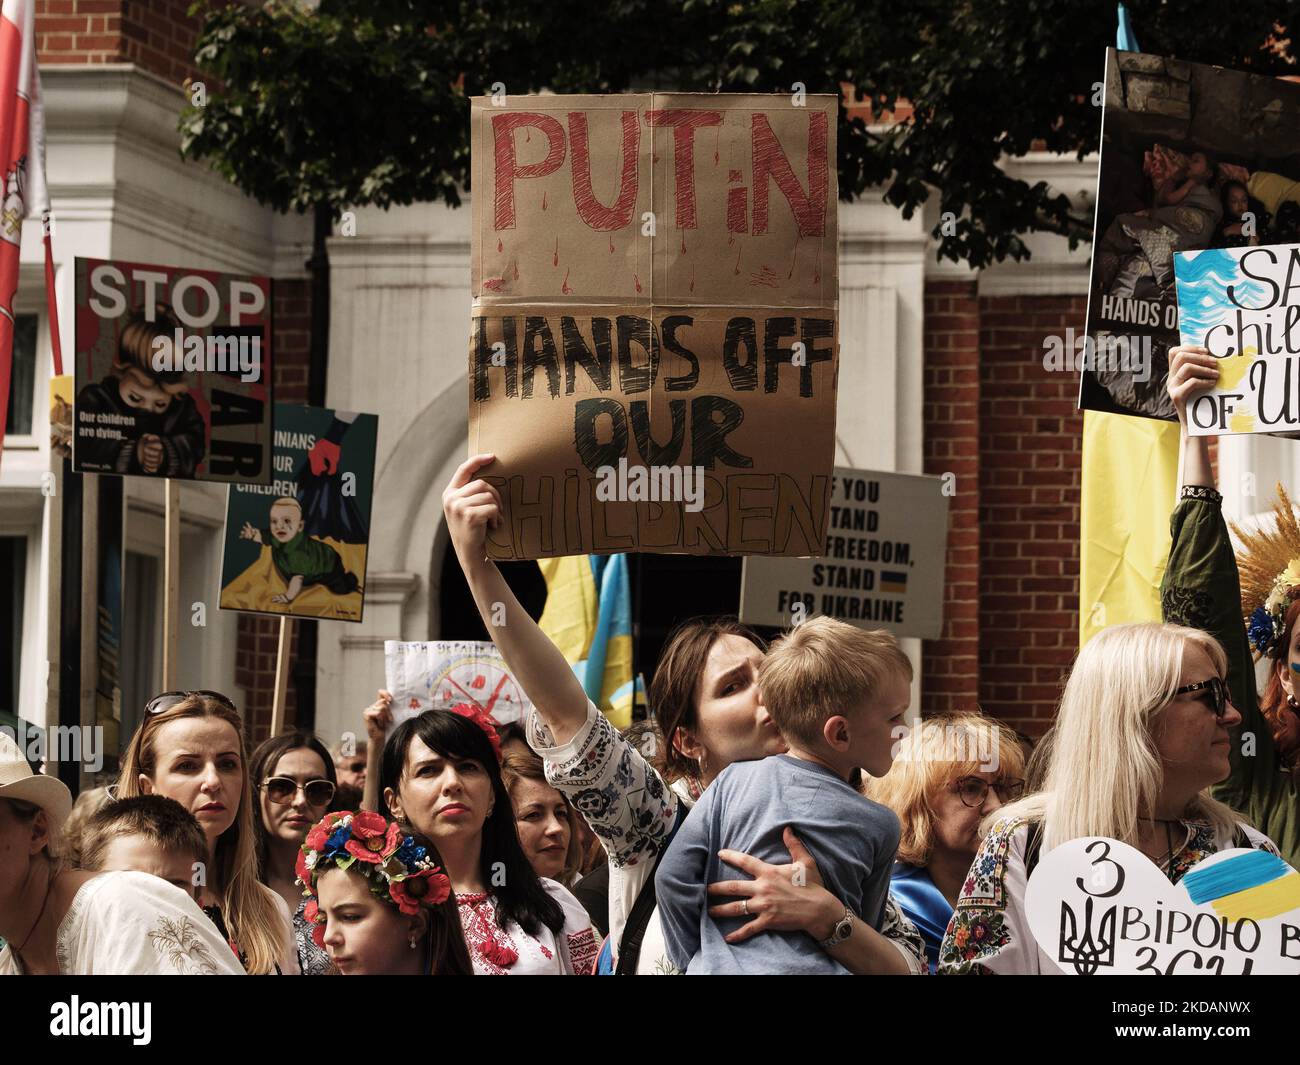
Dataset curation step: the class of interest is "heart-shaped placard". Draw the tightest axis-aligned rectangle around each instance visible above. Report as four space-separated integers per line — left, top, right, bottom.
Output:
1025 837 1300 975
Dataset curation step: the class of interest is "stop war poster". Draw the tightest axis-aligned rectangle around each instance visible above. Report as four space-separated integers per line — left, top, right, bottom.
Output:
468 93 840 559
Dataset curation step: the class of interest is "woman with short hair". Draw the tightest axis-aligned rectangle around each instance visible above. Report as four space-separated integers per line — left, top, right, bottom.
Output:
868 712 1026 972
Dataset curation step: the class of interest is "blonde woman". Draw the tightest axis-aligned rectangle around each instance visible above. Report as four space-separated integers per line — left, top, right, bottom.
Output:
867 712 1026 973
937 624 1280 974
117 690 298 974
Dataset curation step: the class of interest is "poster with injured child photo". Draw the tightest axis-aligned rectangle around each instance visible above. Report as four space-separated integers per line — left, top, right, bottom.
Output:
1081 48 1300 421
218 403 378 623
72 257 274 482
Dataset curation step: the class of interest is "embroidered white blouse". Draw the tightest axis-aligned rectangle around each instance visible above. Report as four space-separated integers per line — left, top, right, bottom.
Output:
527 699 927 974
0 870 246 975
456 877 599 975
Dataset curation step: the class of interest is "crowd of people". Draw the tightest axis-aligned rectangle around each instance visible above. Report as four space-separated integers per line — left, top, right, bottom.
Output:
1 347 1297 975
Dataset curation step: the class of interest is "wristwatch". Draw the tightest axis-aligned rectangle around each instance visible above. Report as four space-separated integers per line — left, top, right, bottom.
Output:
818 905 855 949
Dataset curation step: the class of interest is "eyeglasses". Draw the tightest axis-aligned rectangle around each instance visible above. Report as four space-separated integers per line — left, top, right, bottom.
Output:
952 777 1025 808
1173 676 1229 719
145 690 238 716
259 776 335 807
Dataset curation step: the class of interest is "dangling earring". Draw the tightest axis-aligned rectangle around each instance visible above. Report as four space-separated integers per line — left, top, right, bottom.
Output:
408 933 418 950
1288 693 1299 714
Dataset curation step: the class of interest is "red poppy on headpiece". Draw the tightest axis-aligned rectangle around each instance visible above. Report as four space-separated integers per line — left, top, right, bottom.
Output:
448 702 503 762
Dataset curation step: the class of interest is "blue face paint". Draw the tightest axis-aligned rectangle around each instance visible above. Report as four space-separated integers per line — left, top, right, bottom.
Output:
1291 662 1300 676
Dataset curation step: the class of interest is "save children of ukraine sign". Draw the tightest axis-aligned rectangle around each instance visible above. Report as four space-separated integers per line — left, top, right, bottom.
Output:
1175 243 1300 435
469 92 839 559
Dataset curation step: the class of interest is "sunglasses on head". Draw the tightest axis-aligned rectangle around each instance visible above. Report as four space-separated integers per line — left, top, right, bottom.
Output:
145 690 238 716
260 776 335 806
1174 676 1229 719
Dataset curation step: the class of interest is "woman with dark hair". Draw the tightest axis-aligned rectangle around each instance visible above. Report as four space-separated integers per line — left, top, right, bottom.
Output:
1160 345 1300 865
298 811 472 975
435 455 925 974
376 704 597 974
248 731 338 975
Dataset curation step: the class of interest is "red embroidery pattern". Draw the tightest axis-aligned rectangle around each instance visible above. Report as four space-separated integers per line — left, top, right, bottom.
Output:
567 926 599 976
457 893 521 976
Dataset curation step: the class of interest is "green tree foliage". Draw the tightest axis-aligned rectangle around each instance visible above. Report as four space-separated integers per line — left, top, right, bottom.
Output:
180 0 1300 267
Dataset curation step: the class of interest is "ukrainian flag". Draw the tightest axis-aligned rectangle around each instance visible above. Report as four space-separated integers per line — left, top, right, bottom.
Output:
537 554 643 729
1080 6 1180 646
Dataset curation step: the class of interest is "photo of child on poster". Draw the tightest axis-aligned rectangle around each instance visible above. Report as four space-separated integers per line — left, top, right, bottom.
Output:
219 404 378 623
1081 49 1300 421
72 257 273 483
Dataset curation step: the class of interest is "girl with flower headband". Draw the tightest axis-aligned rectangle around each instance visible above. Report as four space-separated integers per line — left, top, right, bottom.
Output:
371 704 598 974
297 810 471 975
1163 344 1300 866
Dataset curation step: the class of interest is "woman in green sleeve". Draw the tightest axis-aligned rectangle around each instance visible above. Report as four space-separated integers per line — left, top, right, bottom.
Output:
1162 344 1300 866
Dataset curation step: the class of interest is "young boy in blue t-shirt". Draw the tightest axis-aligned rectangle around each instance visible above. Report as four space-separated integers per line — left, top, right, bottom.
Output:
655 616 912 974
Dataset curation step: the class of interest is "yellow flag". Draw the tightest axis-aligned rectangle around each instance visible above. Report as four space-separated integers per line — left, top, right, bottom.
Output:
1079 409 1181 645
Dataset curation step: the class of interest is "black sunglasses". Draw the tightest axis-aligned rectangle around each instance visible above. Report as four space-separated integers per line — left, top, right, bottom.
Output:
260 776 335 807
145 690 238 715
1174 676 1229 719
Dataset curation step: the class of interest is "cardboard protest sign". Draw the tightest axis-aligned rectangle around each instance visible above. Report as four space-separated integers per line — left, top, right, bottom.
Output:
1174 244 1300 434
1081 48 1300 421
385 641 533 727
219 404 377 622
73 257 273 482
469 93 839 559
1025 837 1300 975
738 467 948 638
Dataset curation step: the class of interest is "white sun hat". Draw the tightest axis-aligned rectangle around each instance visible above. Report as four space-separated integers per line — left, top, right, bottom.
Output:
0 729 72 831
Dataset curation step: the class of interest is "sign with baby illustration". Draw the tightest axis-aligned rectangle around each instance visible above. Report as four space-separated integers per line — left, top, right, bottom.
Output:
218 403 378 622
469 92 839 560
72 256 273 483
1025 836 1300 974
1174 243 1300 435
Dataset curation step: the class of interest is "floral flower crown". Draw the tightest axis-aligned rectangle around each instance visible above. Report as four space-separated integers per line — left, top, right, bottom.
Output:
1246 560 1300 659
295 810 451 948
1235 485 1300 661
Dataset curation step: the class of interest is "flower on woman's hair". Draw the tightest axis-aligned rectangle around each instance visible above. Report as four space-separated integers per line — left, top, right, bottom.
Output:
344 810 401 864
448 702 503 762
1248 605 1279 657
389 868 452 915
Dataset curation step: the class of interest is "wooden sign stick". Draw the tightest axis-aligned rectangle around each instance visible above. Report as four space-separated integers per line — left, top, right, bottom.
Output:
162 478 181 690
271 615 293 735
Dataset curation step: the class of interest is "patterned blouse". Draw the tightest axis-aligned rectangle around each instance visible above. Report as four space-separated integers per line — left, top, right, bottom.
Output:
937 815 1279 975
527 699 927 974
456 877 598 975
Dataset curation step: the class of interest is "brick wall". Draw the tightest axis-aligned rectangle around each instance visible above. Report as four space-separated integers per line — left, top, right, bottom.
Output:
976 294 1085 738
922 283 1086 738
921 280 982 716
236 280 313 744
38 0 201 86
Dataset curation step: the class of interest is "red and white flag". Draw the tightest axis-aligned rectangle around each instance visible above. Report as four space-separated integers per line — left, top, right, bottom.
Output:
0 0 60 468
